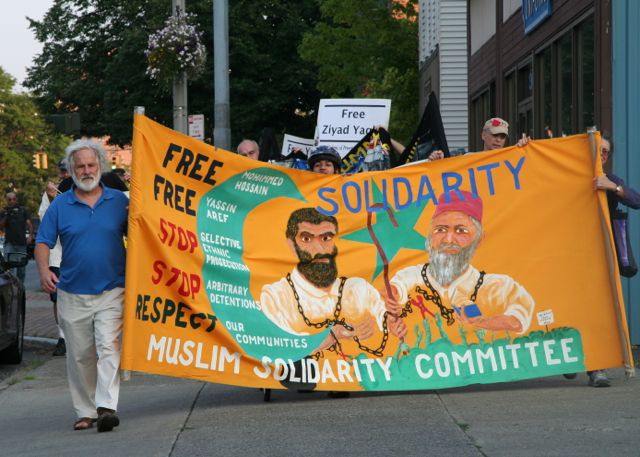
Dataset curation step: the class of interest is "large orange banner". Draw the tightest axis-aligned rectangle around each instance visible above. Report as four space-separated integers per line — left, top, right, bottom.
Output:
121 115 633 391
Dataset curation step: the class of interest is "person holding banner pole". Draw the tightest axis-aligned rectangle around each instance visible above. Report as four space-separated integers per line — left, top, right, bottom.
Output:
593 135 640 214
35 139 129 432
579 134 640 387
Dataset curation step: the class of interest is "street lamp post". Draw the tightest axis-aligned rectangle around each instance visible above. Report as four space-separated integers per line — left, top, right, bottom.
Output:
172 0 188 134
213 0 231 150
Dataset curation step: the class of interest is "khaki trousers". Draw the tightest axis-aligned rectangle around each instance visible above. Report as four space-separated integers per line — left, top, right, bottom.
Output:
57 287 124 419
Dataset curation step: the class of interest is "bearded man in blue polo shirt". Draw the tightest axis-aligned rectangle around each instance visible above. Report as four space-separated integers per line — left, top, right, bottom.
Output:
35 139 129 433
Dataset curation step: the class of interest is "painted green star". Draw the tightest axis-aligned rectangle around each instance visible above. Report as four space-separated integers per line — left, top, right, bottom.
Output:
342 179 427 280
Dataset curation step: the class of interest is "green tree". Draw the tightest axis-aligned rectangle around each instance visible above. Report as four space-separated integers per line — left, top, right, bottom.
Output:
26 0 321 148
26 0 172 146
0 67 70 215
225 0 321 144
299 0 419 142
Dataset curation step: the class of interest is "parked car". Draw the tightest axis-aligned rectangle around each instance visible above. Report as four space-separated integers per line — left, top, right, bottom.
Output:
0 251 27 364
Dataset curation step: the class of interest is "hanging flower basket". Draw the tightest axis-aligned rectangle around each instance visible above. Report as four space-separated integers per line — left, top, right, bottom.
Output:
146 13 207 88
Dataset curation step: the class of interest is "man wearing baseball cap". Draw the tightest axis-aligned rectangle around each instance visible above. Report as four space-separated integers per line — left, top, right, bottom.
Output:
481 117 530 151
482 117 509 150
384 190 535 342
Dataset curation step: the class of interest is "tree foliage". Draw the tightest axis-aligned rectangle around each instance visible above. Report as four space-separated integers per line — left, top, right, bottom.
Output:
26 0 419 149
25 0 172 146
226 0 321 144
0 67 70 214
299 0 419 142
25 0 321 147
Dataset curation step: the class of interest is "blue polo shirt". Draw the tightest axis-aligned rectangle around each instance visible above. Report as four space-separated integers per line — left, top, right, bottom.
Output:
37 185 129 294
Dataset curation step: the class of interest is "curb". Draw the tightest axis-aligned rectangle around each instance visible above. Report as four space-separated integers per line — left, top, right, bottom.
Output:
25 336 58 345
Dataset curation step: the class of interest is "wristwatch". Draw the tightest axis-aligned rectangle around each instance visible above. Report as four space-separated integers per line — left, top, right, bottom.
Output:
616 185 623 194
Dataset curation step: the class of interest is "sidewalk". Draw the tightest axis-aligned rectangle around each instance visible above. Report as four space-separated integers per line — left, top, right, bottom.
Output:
25 289 59 342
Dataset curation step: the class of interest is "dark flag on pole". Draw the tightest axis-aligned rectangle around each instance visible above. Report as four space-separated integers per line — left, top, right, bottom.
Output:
398 92 449 164
340 127 393 174
258 127 281 162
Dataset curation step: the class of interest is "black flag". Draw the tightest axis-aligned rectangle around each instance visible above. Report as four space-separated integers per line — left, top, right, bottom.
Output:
258 127 281 162
399 92 449 164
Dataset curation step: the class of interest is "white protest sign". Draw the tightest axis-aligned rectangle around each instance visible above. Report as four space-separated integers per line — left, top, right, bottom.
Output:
188 114 205 140
281 134 315 158
536 310 555 326
316 98 391 156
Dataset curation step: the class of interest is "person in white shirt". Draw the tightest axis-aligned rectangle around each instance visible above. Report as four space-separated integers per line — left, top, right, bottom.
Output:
38 160 69 356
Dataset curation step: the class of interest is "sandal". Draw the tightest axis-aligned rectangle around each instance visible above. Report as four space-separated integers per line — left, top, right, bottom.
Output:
73 417 94 431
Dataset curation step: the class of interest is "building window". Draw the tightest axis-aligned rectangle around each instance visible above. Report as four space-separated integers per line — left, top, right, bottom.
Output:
517 62 534 141
580 17 595 130
470 0 497 55
559 32 573 135
535 46 554 138
532 15 595 139
504 71 516 138
502 0 521 22
503 61 533 144
470 84 495 151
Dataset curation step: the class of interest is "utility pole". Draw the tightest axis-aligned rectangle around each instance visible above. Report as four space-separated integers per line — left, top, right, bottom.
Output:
213 0 231 150
172 0 188 134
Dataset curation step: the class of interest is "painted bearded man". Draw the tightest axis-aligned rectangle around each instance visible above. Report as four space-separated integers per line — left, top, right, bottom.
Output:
260 208 400 355
385 190 535 339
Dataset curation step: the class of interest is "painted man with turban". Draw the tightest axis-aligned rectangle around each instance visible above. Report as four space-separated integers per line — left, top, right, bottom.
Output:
385 190 535 339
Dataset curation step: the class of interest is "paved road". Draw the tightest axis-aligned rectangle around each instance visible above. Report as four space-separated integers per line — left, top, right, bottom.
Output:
23 256 42 291
1 262 639 456
2 357 639 457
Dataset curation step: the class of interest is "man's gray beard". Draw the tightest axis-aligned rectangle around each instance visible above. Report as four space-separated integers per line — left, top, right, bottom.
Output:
72 174 99 192
426 237 480 287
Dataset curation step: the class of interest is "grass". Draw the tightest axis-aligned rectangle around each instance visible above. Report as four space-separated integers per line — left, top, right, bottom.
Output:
456 422 470 432
0 359 46 387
